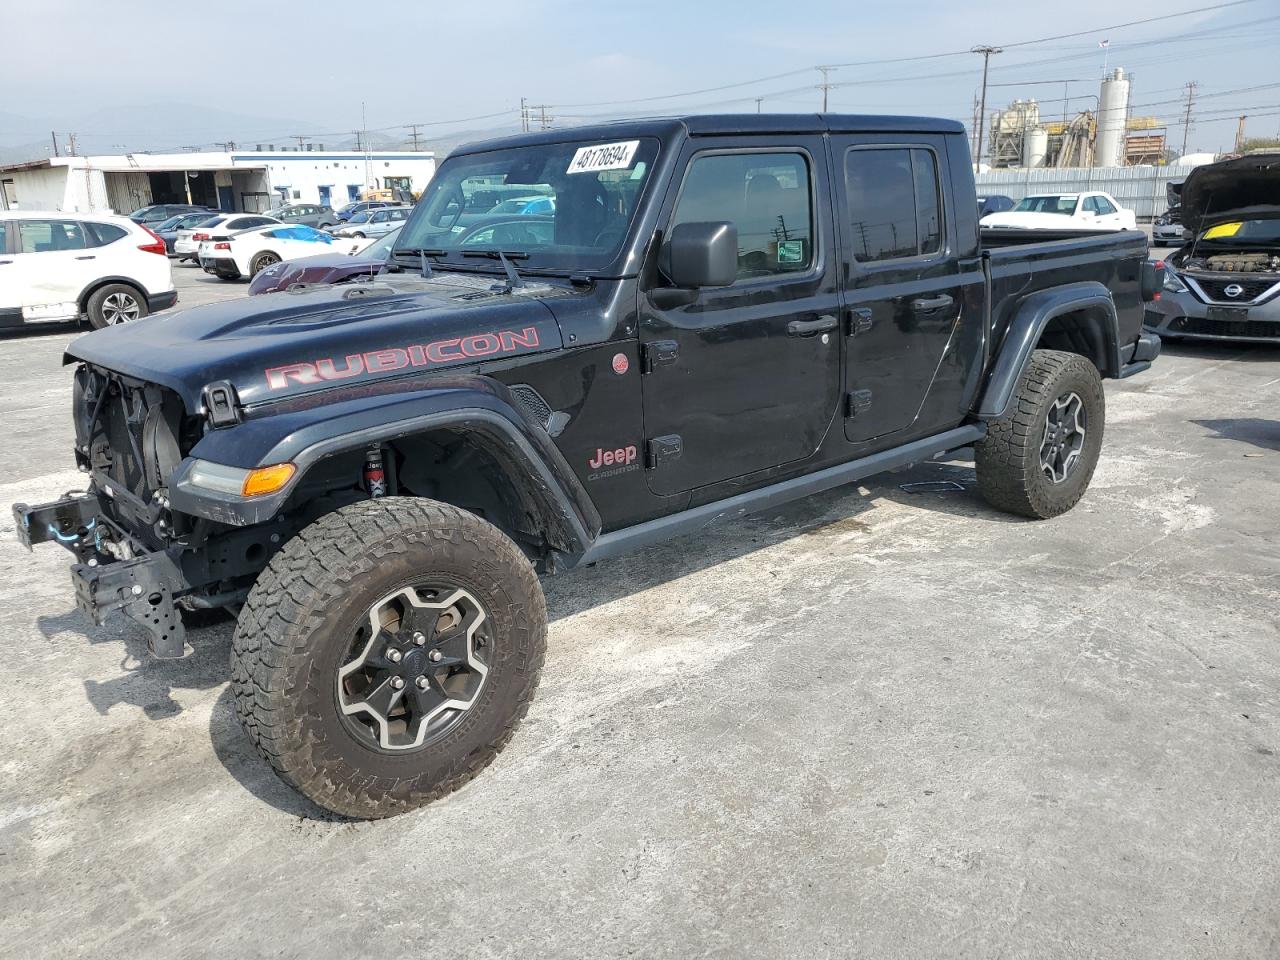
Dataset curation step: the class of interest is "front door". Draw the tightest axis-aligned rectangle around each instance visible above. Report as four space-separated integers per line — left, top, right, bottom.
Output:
640 140 841 496
830 138 967 445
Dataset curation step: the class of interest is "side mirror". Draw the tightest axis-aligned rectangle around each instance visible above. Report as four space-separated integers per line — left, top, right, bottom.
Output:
662 221 737 289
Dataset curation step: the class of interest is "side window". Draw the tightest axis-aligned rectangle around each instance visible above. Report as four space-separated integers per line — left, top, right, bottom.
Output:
1094 196 1116 215
17 220 87 253
670 151 813 280
0 221 7 252
844 147 942 262
83 222 128 247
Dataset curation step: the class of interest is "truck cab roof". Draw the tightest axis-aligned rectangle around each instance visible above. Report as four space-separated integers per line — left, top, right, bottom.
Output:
456 114 966 156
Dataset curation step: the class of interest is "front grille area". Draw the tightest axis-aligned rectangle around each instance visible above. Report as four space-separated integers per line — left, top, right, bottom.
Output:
1168 316 1280 339
1188 275 1279 303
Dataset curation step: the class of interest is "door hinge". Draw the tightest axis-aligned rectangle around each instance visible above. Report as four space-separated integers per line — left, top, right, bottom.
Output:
845 390 873 418
646 434 683 469
847 308 873 337
641 339 679 373
201 380 241 428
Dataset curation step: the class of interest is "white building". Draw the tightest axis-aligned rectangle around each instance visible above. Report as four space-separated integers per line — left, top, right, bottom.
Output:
0 149 436 214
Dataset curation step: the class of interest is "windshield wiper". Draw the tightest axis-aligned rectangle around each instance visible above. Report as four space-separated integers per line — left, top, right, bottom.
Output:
462 249 529 289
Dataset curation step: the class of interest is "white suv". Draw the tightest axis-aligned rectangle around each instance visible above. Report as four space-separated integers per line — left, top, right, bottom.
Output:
0 211 176 329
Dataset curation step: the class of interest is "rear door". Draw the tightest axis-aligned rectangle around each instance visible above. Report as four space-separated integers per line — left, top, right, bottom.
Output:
830 137 967 445
639 138 842 496
12 219 99 320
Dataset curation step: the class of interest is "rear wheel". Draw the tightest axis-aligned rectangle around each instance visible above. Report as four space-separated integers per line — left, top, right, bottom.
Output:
351 231 366 239
230 498 547 819
975 349 1105 519
249 251 281 277
86 283 148 329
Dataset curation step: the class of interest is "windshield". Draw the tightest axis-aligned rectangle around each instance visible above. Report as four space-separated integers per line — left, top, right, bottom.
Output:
1199 218 1280 244
1013 195 1078 215
396 136 660 272
347 211 372 224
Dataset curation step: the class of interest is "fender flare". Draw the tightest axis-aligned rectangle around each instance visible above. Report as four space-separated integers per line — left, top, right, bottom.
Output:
976 281 1120 419
169 375 601 557
77 275 148 312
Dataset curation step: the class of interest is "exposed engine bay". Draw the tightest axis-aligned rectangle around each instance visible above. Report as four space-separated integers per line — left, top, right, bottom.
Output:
1173 251 1280 274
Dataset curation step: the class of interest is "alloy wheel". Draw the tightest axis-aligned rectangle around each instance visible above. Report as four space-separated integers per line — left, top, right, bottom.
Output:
337 585 491 751
101 292 140 324
1040 391 1086 484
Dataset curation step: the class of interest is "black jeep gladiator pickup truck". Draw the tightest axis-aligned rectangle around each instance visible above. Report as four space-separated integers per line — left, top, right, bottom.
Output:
15 115 1162 818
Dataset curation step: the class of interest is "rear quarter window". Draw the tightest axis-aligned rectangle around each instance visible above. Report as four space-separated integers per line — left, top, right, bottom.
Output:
84 222 129 247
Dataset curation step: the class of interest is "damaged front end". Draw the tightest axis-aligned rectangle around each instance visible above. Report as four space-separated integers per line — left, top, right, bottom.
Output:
14 365 250 658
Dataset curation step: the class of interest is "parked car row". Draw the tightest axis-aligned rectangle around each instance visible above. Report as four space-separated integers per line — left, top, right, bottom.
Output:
0 210 175 329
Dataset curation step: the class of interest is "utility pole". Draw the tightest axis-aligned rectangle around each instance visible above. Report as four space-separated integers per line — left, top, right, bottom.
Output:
529 105 551 130
68 132 78 157
970 95 981 159
817 66 834 112
1180 81 1197 157
1234 114 1247 153
755 97 764 113
520 97 529 133
971 45 1002 170
289 134 309 150
407 124 424 151
51 131 60 157
351 129 363 151
215 141 236 151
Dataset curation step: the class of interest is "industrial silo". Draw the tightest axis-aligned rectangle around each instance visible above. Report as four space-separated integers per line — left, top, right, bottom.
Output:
1095 67 1130 168
1023 126 1049 168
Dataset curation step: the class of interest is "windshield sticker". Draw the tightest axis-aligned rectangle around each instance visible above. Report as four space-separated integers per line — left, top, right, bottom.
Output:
566 140 640 175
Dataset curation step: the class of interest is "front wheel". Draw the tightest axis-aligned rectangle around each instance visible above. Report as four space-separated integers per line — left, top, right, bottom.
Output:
975 349 1105 519
230 498 547 818
350 231 366 239
86 283 148 329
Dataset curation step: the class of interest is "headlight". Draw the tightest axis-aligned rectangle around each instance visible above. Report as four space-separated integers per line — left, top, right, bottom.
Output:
185 459 296 497
1163 271 1187 293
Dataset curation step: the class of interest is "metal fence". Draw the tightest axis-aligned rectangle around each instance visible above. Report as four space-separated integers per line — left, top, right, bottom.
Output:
974 165 1199 221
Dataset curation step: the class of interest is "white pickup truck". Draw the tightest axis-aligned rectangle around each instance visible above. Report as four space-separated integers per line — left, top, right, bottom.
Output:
981 191 1137 232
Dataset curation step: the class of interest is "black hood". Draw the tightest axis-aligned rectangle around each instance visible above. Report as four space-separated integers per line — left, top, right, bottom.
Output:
66 274 564 411
1180 153 1280 234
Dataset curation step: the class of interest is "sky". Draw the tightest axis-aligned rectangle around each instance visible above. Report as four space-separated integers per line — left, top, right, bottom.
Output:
5 0 1279 157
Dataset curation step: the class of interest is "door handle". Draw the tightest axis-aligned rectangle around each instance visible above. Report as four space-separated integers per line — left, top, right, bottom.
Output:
787 314 839 336
911 294 953 312
75 255 96 260
0 260 10 266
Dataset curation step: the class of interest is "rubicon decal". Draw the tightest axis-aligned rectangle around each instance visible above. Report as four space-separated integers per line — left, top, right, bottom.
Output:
265 326 540 390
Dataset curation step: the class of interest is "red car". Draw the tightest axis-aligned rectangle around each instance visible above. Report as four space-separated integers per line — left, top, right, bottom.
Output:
246 230 396 295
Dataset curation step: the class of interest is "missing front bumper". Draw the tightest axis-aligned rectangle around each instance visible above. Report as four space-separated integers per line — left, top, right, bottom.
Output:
13 496 189 658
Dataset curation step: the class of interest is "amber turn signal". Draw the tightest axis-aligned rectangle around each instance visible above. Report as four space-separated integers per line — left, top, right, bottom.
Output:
241 463 296 497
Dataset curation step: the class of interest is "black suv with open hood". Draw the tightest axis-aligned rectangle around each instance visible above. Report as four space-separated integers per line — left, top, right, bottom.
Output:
1146 153 1280 342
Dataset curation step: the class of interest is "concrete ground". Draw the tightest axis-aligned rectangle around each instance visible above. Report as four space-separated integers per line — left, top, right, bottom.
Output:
2 260 1278 959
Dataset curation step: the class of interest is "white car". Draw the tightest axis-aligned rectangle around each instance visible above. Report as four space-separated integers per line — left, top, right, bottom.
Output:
980 192 1137 231
0 210 175 329
173 213 280 260
199 223 347 280
331 206 412 239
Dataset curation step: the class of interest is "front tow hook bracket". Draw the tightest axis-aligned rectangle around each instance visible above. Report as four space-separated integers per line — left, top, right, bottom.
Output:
72 555 189 658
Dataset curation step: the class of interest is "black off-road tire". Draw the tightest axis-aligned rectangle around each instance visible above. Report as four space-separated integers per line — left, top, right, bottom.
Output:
86 283 148 329
249 251 280 277
230 497 546 819
975 349 1105 519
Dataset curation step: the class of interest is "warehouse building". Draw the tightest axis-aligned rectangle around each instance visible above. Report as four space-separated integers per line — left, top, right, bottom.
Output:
0 148 436 214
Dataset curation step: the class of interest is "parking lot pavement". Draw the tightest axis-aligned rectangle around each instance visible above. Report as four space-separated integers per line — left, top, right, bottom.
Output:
1 299 1278 957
